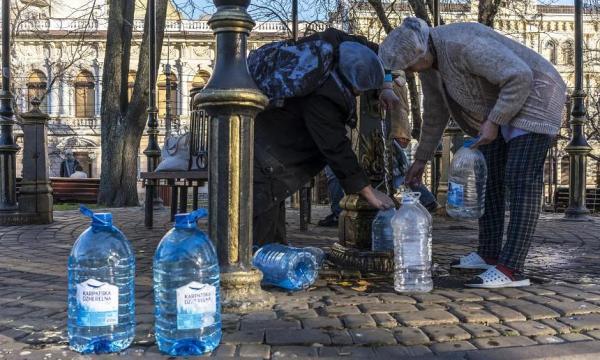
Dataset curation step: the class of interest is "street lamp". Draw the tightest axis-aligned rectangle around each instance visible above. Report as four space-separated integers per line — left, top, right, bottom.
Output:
564 0 592 220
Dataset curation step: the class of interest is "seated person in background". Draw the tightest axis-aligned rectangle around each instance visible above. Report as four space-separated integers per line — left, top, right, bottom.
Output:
69 165 88 179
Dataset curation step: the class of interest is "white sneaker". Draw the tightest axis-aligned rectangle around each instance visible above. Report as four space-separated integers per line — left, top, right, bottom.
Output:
465 266 531 288
451 252 493 270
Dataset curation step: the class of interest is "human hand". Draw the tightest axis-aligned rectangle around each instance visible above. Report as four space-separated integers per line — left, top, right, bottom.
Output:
473 120 499 148
404 160 426 187
359 185 395 210
379 88 400 111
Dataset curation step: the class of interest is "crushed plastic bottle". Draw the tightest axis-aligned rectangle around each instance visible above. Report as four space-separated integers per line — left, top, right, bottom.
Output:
67 206 135 354
447 138 488 219
253 243 318 291
153 209 221 356
372 208 396 252
391 192 433 293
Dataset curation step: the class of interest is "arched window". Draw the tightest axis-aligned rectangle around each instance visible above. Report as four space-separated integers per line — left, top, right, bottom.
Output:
74 70 95 118
158 71 178 117
562 41 574 66
26 70 47 112
127 70 136 101
190 70 211 90
545 40 558 65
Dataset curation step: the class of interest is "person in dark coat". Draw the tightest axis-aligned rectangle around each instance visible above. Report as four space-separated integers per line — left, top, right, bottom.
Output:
60 149 80 177
253 28 398 246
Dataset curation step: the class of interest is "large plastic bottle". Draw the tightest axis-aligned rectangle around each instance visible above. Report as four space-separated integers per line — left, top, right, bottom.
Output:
153 209 221 356
447 138 488 219
391 193 433 293
67 206 135 354
372 208 396 252
305 247 326 269
253 243 318 291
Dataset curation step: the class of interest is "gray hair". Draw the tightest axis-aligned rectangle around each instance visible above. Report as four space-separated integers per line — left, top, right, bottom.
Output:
379 17 430 71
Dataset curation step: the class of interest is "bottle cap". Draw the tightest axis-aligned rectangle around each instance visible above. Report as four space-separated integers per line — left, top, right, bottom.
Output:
80 205 112 227
463 137 478 148
175 208 208 229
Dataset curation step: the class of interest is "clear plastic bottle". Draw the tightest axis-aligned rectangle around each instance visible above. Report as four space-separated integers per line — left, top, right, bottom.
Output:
67 206 135 354
447 138 488 219
153 209 221 356
253 243 318 291
372 209 396 252
391 193 433 293
305 247 326 269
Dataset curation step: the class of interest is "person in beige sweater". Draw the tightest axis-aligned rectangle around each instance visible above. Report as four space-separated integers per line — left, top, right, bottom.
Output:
379 17 566 289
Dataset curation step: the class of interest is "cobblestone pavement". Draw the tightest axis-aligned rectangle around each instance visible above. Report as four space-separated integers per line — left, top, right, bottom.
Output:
0 207 600 359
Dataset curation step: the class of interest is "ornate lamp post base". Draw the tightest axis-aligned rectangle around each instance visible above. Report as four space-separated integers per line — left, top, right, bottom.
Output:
220 269 274 314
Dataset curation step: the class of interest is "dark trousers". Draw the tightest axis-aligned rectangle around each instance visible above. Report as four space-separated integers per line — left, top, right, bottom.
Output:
477 133 552 273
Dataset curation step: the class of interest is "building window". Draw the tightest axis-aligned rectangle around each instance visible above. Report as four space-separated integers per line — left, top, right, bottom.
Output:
545 40 558 65
127 70 136 101
74 70 95 118
562 41 574 66
26 70 48 112
190 70 211 90
158 71 178 117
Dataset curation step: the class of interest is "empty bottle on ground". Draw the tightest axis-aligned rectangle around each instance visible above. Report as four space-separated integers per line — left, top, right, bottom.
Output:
153 209 221 356
392 192 433 293
372 208 396 252
305 246 326 268
447 138 488 219
253 243 318 291
67 206 135 354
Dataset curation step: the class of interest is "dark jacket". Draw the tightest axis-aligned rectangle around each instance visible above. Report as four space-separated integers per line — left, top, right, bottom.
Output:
254 29 378 196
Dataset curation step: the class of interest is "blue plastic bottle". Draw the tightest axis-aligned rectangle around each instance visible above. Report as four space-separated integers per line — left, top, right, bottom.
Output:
372 208 396 251
67 206 135 354
253 243 318 291
153 209 221 356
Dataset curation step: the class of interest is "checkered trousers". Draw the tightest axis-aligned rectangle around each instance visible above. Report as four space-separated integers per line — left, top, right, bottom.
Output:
477 133 553 273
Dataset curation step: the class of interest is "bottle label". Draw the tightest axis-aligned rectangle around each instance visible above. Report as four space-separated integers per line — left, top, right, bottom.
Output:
176 281 217 330
447 181 464 207
76 279 119 327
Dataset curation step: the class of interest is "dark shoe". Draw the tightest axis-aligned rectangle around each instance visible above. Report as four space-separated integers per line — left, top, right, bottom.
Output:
318 213 338 227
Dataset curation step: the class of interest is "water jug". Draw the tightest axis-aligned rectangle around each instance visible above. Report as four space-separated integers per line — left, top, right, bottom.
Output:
391 194 433 293
67 206 135 354
447 138 488 219
253 243 318 291
305 246 326 268
153 209 221 356
372 208 396 252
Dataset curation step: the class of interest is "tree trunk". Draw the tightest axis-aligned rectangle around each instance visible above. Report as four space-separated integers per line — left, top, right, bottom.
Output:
98 0 169 207
478 0 502 27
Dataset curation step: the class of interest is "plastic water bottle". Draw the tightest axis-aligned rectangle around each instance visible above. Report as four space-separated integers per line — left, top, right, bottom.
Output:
305 247 326 268
253 243 318 291
391 193 433 293
372 209 396 252
409 192 432 226
153 209 221 356
67 206 135 354
447 138 488 219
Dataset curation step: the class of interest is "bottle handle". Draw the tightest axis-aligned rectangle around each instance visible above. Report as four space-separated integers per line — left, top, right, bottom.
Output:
187 208 208 222
79 204 110 227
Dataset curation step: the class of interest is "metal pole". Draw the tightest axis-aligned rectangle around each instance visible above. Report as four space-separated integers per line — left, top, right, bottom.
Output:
292 0 298 41
164 63 172 137
196 0 274 313
433 0 440 27
144 0 161 227
0 0 19 211
564 0 592 220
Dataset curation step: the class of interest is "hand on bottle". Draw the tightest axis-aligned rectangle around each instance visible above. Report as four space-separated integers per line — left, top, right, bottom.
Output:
405 160 426 187
472 119 499 148
359 185 395 210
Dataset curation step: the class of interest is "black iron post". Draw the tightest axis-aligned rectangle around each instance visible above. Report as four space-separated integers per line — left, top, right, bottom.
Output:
0 0 19 212
564 0 592 220
196 0 274 313
144 0 162 227
164 63 173 137
292 0 298 41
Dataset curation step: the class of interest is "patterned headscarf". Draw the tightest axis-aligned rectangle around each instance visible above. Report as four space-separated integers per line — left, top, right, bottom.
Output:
379 17 430 71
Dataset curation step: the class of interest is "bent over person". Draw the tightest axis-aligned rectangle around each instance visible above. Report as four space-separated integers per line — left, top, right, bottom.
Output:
253 28 398 246
379 18 566 288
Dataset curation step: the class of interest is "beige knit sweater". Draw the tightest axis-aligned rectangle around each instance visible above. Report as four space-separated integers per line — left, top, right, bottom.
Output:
414 22 566 162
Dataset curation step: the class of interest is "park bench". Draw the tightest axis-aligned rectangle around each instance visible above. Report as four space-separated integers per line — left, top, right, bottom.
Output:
16 177 100 204
553 186 600 213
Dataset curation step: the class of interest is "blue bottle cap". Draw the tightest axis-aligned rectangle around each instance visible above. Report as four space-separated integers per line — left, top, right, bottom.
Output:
463 137 479 148
80 205 112 227
174 208 208 229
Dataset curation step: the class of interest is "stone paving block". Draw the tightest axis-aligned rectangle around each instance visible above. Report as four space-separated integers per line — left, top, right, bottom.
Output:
504 320 557 336
350 328 397 345
430 341 477 353
560 333 595 342
327 330 353 345
585 330 600 340
533 335 565 344
415 303 447 311
494 299 560 320
394 310 459 327
278 309 319 320
340 314 376 329
412 293 451 304
558 314 600 331
521 286 556 296
446 302 484 311
222 330 265 344
490 288 532 299
240 319 301 331
471 335 537 349
238 344 270 359
376 293 417 304
520 295 565 305
320 305 361 316
358 302 418 313
462 289 506 301
481 302 527 322
421 325 472 342
434 290 483 302
301 317 344 330
448 307 499 324
211 344 237 357
374 345 433 357
265 328 331 346
545 301 600 316
538 318 573 334
372 313 398 328
326 295 381 306
393 327 430 346
460 323 500 338
489 323 521 336
542 285 582 294
274 302 309 311
271 346 319 358
319 346 377 357
548 294 580 302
